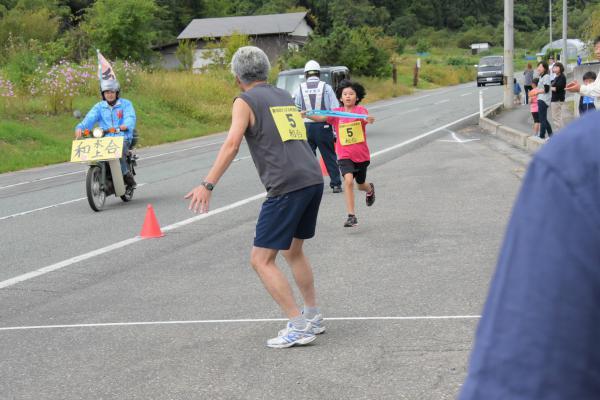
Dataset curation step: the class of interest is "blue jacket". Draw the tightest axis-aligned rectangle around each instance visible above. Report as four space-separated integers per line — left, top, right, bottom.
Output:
76 98 136 142
459 111 600 400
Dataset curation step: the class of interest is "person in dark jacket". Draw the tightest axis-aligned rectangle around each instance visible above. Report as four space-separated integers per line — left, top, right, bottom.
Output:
550 61 566 130
459 110 600 400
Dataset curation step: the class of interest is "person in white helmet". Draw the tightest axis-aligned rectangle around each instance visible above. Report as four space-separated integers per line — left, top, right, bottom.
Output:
293 60 342 193
75 79 137 187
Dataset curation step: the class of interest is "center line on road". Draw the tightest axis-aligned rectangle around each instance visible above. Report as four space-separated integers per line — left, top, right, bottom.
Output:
0 183 148 221
0 141 226 191
434 99 450 105
0 107 499 290
0 170 86 190
0 315 481 332
460 92 473 97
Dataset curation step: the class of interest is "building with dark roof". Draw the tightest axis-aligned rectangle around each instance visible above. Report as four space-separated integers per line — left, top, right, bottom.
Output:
156 12 313 70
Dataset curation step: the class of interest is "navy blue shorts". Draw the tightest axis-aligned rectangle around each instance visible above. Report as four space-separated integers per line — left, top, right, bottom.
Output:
254 183 324 250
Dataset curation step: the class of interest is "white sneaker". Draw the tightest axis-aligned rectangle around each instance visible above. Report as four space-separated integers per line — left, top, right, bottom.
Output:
278 314 326 336
267 323 316 349
306 314 326 334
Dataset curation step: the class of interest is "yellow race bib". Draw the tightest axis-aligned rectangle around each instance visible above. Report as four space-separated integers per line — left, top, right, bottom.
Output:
270 106 307 142
339 121 365 146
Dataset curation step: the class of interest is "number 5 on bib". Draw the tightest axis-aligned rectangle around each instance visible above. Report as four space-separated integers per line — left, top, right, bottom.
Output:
270 106 307 141
339 121 365 146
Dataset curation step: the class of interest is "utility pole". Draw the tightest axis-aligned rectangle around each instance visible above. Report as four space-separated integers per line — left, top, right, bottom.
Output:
549 0 553 45
504 0 514 109
562 0 568 63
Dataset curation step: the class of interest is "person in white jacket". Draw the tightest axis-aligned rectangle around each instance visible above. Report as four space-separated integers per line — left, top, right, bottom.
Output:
567 36 600 97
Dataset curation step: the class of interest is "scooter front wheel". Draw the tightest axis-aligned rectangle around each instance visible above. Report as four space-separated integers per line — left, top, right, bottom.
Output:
86 165 106 211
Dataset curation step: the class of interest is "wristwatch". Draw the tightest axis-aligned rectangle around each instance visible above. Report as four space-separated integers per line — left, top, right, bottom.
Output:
201 181 215 191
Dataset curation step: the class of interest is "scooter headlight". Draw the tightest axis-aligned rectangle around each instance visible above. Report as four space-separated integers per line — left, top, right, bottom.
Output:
92 127 104 138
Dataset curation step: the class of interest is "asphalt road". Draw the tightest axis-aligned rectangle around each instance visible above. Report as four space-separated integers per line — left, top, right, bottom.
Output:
0 82 525 399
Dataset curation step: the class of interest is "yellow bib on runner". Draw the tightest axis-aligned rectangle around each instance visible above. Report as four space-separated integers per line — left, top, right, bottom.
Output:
270 106 307 141
339 121 365 146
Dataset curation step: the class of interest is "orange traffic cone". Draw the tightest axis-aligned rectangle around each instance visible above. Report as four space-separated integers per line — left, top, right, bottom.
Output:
140 204 164 238
319 156 329 176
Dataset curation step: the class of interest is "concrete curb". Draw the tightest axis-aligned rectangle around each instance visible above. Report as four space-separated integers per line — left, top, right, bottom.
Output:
479 104 543 153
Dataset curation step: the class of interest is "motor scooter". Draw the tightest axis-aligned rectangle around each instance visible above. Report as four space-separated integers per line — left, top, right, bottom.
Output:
70 127 138 211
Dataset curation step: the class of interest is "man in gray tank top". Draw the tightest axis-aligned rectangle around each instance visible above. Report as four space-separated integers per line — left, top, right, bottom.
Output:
186 46 326 348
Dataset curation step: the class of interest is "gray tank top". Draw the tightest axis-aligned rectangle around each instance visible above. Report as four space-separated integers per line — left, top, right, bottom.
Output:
239 84 323 197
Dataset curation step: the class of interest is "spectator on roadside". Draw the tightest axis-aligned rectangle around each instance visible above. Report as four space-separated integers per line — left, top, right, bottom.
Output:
531 61 553 139
458 110 600 400
529 77 540 136
513 78 522 105
577 54 582 66
548 56 556 80
550 61 566 131
579 71 597 115
294 60 343 193
567 36 600 98
523 63 534 104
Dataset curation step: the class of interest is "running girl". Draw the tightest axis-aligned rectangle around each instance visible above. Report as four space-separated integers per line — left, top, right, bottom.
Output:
306 79 375 227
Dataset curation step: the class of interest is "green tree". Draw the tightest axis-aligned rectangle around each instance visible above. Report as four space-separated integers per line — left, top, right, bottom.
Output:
0 7 60 47
203 32 250 68
298 25 392 76
81 0 160 61
176 39 195 70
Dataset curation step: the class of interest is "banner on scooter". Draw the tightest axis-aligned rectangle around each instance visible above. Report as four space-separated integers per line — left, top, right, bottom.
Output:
70 136 124 163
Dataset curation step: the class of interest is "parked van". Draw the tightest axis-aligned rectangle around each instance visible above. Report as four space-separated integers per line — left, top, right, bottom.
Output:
476 56 504 87
276 66 350 97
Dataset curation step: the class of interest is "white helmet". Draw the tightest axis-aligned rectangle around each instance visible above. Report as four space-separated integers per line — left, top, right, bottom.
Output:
100 79 120 93
304 60 320 74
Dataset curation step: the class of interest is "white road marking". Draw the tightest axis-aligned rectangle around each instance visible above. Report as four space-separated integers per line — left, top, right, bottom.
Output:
368 94 432 110
0 141 225 191
0 192 266 289
0 108 499 289
438 130 480 143
0 315 481 332
370 106 498 158
0 183 147 221
0 170 86 190
460 92 472 97
137 141 224 160
0 197 86 221
434 99 450 105
0 154 251 221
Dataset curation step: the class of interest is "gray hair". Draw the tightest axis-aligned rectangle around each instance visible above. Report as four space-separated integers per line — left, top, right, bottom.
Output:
230 46 271 84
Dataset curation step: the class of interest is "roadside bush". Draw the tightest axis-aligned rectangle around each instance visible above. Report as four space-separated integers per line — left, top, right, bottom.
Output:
415 39 430 54
446 56 471 66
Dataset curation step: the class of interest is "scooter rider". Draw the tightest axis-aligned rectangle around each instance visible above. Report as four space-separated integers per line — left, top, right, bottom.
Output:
75 79 137 187
294 60 342 193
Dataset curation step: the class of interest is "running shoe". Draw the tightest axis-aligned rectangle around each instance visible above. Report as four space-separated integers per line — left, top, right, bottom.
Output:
306 314 326 334
344 215 358 227
366 183 375 207
278 314 326 336
267 323 316 348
